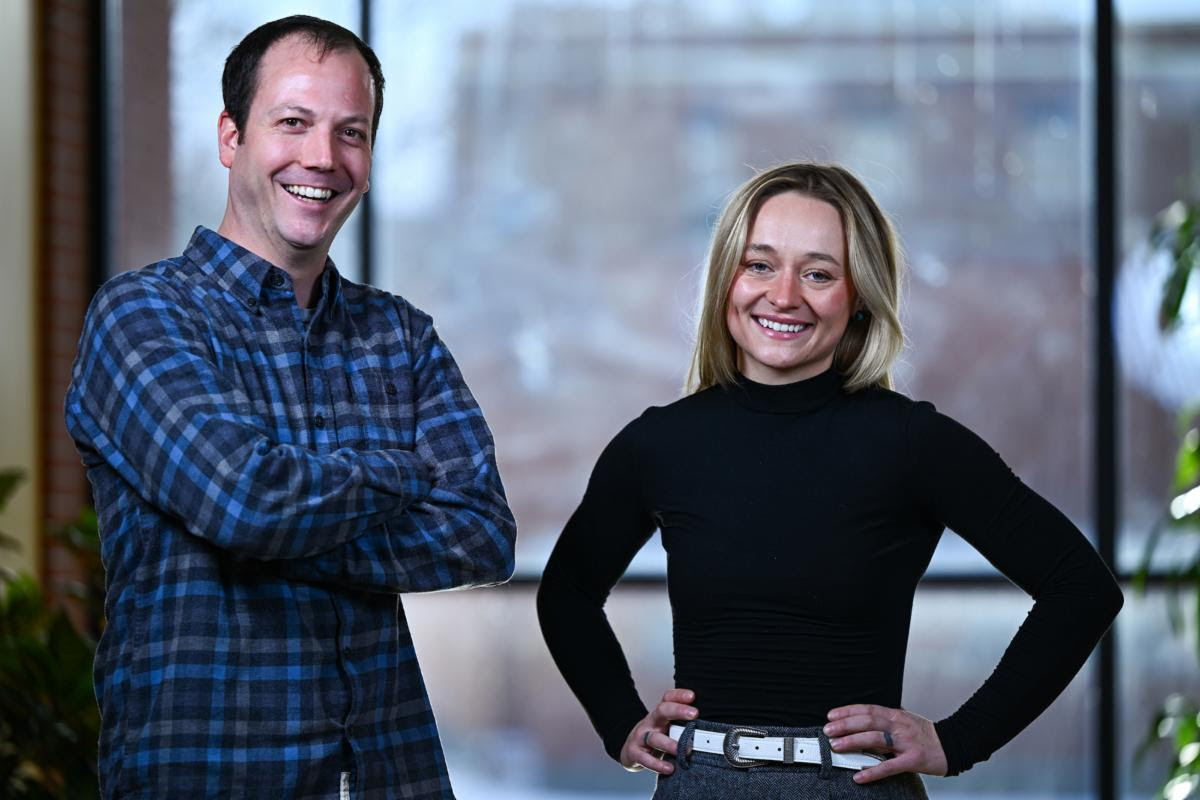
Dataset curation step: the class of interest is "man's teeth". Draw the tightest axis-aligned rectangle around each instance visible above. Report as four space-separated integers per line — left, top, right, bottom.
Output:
757 317 810 333
284 185 333 202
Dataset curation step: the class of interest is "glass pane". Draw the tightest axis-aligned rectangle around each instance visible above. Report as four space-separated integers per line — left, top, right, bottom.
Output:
1118 589 1199 800
370 1 1094 577
404 585 1095 799
1115 1 1200 573
111 0 363 278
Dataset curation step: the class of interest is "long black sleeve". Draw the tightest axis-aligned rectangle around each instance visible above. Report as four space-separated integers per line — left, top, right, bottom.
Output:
908 404 1124 775
538 421 658 759
537 372 1121 772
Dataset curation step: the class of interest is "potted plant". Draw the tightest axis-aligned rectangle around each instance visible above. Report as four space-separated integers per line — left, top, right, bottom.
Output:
1134 198 1200 800
0 469 103 798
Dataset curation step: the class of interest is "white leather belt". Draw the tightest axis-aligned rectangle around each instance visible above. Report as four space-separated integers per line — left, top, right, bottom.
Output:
668 724 884 771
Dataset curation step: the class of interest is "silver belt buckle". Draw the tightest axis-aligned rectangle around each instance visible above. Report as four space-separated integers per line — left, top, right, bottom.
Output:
722 726 768 768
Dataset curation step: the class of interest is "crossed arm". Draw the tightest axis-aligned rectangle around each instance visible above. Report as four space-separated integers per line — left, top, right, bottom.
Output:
66 273 515 593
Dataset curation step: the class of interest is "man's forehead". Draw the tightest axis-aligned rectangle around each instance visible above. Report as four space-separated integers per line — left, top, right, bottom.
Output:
259 33 369 75
251 34 375 111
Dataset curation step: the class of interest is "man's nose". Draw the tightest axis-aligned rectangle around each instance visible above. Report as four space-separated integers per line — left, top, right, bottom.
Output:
301 131 335 170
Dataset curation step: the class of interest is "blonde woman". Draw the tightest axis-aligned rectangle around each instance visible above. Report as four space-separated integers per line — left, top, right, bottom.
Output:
537 162 1122 799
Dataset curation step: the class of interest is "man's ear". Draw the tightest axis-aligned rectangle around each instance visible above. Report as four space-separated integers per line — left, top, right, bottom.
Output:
218 111 240 169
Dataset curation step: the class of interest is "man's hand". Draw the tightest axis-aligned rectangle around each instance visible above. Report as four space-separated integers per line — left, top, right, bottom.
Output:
824 703 948 783
619 688 699 775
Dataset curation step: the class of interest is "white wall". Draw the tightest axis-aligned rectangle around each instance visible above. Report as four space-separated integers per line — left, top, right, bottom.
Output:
0 0 41 579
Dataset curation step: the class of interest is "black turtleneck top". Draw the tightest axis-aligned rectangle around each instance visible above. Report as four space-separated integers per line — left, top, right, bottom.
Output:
537 369 1122 776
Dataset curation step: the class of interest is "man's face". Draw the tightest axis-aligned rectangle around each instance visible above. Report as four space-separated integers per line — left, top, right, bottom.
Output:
218 36 374 268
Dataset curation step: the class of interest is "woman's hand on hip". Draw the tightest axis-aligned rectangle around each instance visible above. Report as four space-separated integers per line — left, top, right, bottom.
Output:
824 703 948 783
620 688 699 775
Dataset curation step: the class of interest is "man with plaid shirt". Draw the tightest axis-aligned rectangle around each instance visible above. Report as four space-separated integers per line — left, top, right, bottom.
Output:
65 16 515 799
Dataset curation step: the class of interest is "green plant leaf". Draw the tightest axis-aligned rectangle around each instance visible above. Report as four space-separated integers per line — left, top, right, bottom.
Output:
0 470 24 513
1176 423 1200 492
1159 201 1199 331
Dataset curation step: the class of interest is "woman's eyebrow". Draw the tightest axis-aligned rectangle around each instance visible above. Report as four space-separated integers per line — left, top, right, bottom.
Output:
746 241 841 266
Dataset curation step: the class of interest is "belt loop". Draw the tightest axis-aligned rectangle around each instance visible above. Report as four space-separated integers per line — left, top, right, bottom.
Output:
817 731 835 780
676 721 697 771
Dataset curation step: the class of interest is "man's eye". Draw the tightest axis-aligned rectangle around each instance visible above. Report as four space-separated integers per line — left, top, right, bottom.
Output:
343 128 365 140
281 118 303 128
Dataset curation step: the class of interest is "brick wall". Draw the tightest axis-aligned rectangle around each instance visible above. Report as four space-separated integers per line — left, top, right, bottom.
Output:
39 1 171 616
39 0 95 595
115 0 171 272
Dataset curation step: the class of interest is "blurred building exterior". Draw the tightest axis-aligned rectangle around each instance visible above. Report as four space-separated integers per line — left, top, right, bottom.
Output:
5 1 1199 798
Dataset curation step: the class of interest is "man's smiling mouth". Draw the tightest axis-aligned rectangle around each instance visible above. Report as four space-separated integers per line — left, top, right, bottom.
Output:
283 184 335 203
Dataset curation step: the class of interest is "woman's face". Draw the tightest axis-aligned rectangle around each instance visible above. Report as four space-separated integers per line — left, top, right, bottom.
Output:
725 191 854 385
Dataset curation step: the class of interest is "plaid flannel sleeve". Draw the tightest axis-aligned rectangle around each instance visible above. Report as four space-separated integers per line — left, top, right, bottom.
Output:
64 272 431 561
271 322 517 592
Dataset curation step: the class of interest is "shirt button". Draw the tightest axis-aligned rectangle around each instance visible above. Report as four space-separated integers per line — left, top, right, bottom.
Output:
269 271 285 288
314 414 326 429
385 383 397 397
246 297 258 308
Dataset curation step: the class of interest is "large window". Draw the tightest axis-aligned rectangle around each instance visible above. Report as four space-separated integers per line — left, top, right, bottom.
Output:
99 2 1199 798
1115 2 1200 799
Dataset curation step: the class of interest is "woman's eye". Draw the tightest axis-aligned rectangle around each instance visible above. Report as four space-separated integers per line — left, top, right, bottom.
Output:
806 271 832 282
746 261 771 273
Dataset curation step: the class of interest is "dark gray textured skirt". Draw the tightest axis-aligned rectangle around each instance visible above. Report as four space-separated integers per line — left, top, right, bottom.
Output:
652 720 928 800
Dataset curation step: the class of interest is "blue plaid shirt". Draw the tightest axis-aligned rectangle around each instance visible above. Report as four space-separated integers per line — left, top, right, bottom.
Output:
65 227 516 799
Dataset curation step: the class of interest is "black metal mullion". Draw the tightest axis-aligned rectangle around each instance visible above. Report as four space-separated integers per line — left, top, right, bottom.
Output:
90 0 109 295
1095 3 1119 800
360 0 374 287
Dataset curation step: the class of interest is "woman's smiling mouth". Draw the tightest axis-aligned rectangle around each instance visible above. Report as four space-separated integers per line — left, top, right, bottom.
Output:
755 315 813 335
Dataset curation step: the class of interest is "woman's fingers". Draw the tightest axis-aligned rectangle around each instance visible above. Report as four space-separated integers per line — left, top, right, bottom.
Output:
662 688 696 705
824 704 886 737
852 752 919 784
618 687 699 775
826 703 877 722
828 730 894 753
644 728 679 757
652 701 698 724
625 739 676 774
824 703 948 782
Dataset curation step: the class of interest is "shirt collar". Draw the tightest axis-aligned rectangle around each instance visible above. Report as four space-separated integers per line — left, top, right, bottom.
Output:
183 226 343 311
724 367 844 414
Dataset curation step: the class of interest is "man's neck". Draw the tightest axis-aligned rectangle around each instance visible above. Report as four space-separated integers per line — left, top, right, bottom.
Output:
215 223 326 308
276 260 324 309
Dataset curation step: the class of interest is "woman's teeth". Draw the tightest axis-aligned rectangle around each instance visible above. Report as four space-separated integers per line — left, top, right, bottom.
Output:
756 317 810 333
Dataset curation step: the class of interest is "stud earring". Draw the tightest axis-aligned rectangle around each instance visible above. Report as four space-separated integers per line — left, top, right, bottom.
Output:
853 310 866 322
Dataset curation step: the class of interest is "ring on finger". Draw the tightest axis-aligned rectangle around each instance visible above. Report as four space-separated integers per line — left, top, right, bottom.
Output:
643 730 654 748
882 730 894 749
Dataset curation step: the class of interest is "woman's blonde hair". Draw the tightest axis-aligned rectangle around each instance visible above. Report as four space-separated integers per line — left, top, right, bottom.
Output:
685 162 905 394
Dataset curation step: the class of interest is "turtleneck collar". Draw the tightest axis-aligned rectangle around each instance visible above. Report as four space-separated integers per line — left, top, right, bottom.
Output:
722 367 844 414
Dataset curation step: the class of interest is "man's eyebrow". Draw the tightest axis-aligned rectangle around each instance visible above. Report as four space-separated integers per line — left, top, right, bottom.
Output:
266 105 369 128
745 242 842 266
267 104 315 117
